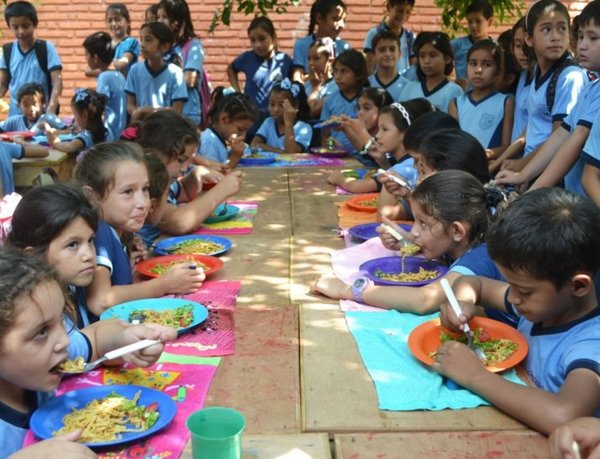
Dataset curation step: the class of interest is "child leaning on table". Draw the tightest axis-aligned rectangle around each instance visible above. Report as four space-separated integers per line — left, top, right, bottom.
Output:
0 247 177 458
74 141 205 315
435 187 600 434
0 83 66 133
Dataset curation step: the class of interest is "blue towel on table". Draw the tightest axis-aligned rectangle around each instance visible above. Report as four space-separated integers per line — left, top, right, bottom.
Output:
345 310 525 411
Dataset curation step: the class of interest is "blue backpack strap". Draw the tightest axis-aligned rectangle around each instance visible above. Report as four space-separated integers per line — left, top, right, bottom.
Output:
2 42 13 80
546 56 578 113
405 30 415 57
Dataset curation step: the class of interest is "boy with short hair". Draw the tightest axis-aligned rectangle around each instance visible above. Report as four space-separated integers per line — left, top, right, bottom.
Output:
82 31 127 141
0 1 63 116
364 0 415 75
451 0 494 85
367 31 410 101
434 188 600 434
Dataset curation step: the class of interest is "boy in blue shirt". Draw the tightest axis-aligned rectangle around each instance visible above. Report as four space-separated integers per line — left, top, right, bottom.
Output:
83 31 127 141
435 188 600 434
364 0 415 75
0 1 63 116
367 31 410 102
451 0 494 87
0 82 65 133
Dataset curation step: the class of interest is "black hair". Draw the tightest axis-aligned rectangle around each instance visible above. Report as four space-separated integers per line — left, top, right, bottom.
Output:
359 87 393 110
0 246 59 341
140 21 175 48
512 16 536 67
497 29 513 53
334 49 369 87
417 128 490 184
380 98 434 133
415 31 455 78
248 16 276 40
372 30 400 52
145 4 159 22
487 187 600 288
465 0 493 19
71 88 107 144
138 110 199 161
82 31 115 65
270 79 310 122
308 0 347 35
144 149 169 200
388 0 415 7
16 82 44 105
467 38 503 72
74 141 147 200
4 1 38 26
497 48 519 93
157 0 197 44
106 3 131 35
578 0 600 29
8 183 99 259
308 37 334 60
403 111 459 152
411 170 504 245
526 0 570 36
208 89 259 126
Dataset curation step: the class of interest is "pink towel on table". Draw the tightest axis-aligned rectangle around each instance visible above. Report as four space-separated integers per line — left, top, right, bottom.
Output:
194 200 258 235
24 361 220 458
165 280 241 357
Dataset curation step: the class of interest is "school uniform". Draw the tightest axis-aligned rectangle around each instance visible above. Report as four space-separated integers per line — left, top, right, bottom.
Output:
125 61 188 109
293 35 350 73
0 142 23 195
388 156 417 189
0 39 62 116
400 79 463 113
364 23 414 73
97 70 127 141
451 35 475 81
114 36 140 76
231 50 293 111
455 91 511 149
524 54 587 156
368 73 410 101
173 38 205 125
198 127 229 164
305 78 339 101
255 116 313 151
320 90 359 151
74 129 96 149
512 70 532 142
138 181 180 247
0 113 66 134
579 100 600 194
558 78 600 197
505 296 600 409
94 221 132 286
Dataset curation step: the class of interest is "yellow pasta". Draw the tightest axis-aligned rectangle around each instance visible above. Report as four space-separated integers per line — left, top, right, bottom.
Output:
374 267 439 283
149 260 208 275
169 239 224 255
53 391 159 443
358 197 378 207
58 356 86 373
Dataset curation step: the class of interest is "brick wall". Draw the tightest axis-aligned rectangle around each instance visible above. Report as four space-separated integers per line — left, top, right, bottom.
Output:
1 0 588 112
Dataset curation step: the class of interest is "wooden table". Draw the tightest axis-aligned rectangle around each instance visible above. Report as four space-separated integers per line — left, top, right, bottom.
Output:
151 161 554 456
13 148 75 187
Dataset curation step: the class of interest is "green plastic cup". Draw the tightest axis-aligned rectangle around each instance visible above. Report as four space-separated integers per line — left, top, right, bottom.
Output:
186 407 246 459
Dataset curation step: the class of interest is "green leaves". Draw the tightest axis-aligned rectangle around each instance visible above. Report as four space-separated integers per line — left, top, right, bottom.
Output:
209 0 300 33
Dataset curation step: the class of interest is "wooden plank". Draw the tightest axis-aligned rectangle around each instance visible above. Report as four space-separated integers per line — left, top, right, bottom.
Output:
205 305 300 434
334 431 550 458
13 148 75 186
295 235 526 432
182 433 331 458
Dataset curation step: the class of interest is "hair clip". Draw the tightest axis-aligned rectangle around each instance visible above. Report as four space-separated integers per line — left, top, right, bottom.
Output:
391 102 411 126
279 78 300 99
74 88 89 103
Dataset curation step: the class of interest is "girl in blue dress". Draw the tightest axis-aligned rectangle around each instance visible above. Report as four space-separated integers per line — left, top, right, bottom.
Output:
251 78 312 153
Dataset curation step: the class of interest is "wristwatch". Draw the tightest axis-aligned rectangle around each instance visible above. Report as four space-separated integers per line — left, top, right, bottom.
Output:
351 277 373 303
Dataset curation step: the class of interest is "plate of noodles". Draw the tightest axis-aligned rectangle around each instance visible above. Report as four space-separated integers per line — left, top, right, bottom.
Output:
154 235 232 256
135 254 223 279
359 256 447 287
238 150 279 165
348 222 412 242
100 298 208 334
408 317 528 373
346 193 379 213
30 384 177 448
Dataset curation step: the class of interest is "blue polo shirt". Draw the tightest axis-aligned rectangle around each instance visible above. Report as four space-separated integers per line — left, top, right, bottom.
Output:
400 79 463 113
293 35 350 72
368 73 410 102
114 36 140 76
255 116 313 151
0 142 24 194
125 60 188 109
198 127 229 164
94 221 132 285
364 23 414 73
97 69 127 141
173 38 205 125
455 91 511 149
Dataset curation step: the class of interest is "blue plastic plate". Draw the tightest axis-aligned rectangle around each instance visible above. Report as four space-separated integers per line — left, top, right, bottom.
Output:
154 235 232 256
30 385 177 448
348 223 412 242
359 256 448 287
238 151 279 165
99 298 208 334
204 204 240 224
32 133 74 145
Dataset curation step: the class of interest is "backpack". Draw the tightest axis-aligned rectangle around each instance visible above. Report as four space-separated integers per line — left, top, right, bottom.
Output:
545 55 579 113
2 40 53 97
182 39 212 130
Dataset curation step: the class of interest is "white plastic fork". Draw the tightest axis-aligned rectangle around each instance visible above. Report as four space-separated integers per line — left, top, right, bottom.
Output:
61 339 161 374
376 169 412 190
440 279 487 362
380 223 410 249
